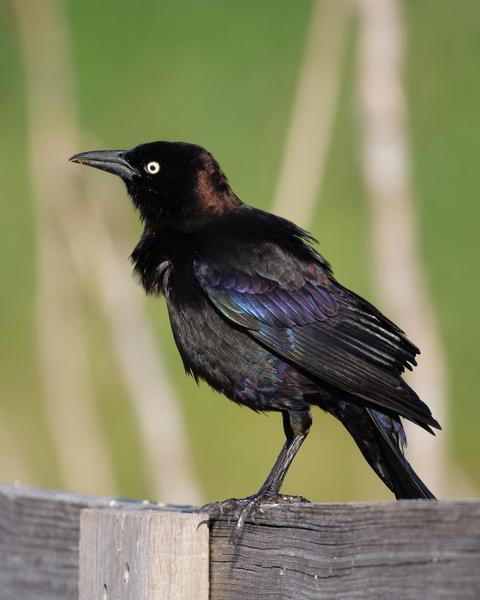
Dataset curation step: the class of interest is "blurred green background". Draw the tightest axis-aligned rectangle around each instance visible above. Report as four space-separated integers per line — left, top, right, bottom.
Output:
0 0 479 504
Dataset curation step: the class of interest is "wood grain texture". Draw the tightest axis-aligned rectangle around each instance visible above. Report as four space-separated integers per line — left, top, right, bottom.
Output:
0 485 112 599
79 508 209 600
1 486 480 600
209 500 480 600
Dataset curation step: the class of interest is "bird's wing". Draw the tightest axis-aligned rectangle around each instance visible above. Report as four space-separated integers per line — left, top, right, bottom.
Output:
194 241 439 430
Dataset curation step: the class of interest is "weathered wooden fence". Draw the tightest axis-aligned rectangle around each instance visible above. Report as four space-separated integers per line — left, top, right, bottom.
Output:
0 484 479 599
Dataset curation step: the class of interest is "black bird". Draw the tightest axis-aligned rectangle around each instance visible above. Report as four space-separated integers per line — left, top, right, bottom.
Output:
70 141 439 522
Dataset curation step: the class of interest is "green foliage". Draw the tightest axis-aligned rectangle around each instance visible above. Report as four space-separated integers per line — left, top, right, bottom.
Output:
405 0 480 485
0 0 478 502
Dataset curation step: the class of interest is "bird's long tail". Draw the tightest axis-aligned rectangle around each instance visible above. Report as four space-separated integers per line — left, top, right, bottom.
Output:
331 399 436 499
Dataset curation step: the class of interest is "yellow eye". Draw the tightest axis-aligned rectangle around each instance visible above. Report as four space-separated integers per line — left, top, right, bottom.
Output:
146 161 160 174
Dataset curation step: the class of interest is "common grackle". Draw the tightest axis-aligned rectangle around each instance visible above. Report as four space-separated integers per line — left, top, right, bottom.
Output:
70 141 439 527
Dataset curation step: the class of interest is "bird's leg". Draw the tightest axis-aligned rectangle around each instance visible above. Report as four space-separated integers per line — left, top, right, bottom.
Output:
204 409 312 539
255 409 312 500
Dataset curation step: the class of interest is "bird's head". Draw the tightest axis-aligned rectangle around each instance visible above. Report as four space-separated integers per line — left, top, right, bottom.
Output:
69 141 241 231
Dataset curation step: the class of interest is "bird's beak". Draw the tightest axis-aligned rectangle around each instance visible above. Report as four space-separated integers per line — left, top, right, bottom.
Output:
69 149 139 180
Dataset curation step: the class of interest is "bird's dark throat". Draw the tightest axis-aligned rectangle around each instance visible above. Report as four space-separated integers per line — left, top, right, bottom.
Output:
130 225 193 296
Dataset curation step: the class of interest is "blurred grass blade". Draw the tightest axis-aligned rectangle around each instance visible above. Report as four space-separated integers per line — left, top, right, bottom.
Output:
12 0 117 494
81 169 203 504
0 415 32 484
355 0 468 496
12 0 201 503
272 0 354 225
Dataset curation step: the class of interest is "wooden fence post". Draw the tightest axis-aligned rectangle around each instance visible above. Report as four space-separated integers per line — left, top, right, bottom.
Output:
79 509 209 600
1 486 480 599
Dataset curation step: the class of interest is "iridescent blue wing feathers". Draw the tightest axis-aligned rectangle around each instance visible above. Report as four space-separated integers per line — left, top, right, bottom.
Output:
194 215 439 432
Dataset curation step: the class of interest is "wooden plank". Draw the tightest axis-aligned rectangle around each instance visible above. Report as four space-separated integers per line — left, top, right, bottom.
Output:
209 500 480 600
1 485 480 600
79 508 209 600
0 485 113 599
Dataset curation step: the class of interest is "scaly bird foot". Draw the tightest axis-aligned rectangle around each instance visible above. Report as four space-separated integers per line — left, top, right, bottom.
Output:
202 493 310 544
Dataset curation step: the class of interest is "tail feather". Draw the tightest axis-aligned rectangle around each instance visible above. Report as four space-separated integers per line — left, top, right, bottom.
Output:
329 398 436 499
367 408 436 499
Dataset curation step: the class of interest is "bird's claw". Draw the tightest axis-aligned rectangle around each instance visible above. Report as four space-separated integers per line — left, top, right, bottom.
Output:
202 493 310 544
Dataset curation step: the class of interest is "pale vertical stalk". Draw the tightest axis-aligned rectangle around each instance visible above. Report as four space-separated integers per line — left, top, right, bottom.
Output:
65 171 202 504
355 0 459 495
13 0 201 503
0 417 32 485
12 0 116 494
272 0 353 225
